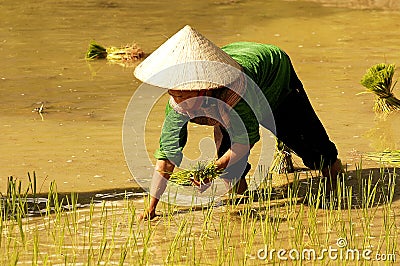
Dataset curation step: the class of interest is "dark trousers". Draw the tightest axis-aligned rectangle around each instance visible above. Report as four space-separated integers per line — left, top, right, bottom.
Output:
271 85 338 170
271 63 338 170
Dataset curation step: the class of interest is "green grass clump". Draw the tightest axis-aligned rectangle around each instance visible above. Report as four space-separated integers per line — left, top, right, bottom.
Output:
169 161 223 186
360 63 400 113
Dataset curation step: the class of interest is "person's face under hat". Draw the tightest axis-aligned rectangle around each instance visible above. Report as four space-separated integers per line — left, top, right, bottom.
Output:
168 89 208 111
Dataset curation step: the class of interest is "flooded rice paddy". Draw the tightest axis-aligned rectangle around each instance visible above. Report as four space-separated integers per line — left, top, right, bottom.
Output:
1 0 400 264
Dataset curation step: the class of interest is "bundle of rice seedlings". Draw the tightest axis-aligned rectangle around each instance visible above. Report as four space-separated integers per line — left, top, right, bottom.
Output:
86 41 107 59
360 63 400 113
269 140 294 174
85 41 144 62
169 161 223 186
366 150 400 166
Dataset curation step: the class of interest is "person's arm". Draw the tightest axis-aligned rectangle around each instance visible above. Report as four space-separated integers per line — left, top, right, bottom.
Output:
215 104 259 171
189 142 251 190
214 142 251 170
139 102 189 220
138 159 175 220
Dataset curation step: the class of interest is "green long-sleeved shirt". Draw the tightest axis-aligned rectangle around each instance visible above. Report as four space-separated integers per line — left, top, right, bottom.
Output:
154 42 293 165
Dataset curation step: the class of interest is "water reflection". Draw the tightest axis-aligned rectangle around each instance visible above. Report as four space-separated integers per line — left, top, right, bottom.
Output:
364 117 398 151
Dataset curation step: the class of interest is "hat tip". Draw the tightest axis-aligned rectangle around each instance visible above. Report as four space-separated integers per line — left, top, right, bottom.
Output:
182 25 194 32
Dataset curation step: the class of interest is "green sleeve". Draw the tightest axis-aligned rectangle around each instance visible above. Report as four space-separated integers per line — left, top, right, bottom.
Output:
154 102 189 166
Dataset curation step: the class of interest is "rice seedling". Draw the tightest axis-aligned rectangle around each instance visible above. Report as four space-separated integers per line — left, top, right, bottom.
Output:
259 209 281 257
169 160 223 186
64 193 79 248
182 212 195 257
360 63 400 113
377 171 397 259
216 214 234 265
136 217 155 265
269 140 294 174
166 218 188 264
200 202 214 247
345 186 356 246
1 174 34 220
85 41 145 64
291 203 305 249
32 231 39 265
306 199 321 247
85 41 107 59
0 163 398 265
242 214 257 263
366 150 400 166
162 189 182 228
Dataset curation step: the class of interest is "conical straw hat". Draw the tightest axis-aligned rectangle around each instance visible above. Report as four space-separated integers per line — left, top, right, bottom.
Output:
134 25 243 91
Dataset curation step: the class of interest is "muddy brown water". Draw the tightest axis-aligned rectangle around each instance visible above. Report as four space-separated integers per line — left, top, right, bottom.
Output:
1 0 400 264
1 0 399 197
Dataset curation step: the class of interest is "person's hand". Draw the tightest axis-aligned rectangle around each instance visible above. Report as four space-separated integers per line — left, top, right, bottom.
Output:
190 177 212 193
137 209 157 221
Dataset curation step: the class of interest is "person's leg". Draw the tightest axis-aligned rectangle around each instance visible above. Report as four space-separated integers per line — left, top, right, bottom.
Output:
214 125 250 194
273 87 338 169
270 65 341 179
